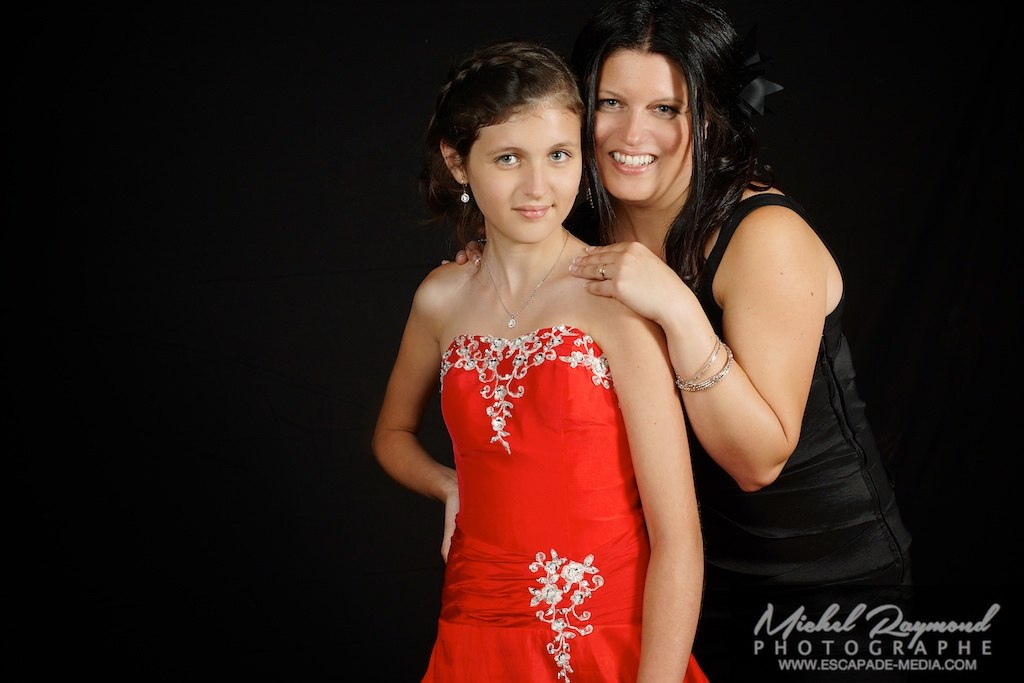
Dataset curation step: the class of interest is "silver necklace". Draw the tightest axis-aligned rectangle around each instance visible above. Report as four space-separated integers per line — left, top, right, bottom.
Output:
483 230 568 329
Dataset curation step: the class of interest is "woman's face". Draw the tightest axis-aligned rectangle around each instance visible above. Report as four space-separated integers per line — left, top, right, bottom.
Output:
593 49 694 212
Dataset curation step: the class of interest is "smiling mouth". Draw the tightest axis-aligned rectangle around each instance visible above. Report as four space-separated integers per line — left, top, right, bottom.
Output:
516 206 549 218
611 151 655 167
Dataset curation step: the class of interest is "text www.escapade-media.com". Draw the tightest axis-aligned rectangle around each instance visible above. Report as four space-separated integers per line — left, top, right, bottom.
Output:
777 657 979 673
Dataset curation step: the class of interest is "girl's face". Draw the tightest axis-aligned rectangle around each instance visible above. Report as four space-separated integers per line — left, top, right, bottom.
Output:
593 49 694 212
455 101 582 246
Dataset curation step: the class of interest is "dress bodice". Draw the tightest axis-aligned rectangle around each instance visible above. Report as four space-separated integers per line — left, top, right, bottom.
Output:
440 325 639 556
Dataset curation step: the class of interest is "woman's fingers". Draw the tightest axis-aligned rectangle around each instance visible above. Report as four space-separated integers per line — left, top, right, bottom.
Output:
464 240 484 266
570 253 616 281
446 240 484 267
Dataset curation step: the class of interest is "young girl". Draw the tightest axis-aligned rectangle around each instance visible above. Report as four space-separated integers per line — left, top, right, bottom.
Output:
371 40 707 682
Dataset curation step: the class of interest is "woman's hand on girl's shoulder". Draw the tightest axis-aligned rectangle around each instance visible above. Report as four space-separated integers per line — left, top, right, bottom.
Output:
441 239 485 267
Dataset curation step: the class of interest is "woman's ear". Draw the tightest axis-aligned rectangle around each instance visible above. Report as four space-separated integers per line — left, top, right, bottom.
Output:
440 141 467 185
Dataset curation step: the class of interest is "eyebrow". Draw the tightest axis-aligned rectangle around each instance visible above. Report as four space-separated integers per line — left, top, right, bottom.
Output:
478 141 581 154
598 89 686 105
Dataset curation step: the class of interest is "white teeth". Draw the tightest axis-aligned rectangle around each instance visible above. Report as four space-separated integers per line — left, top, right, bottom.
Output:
611 151 654 166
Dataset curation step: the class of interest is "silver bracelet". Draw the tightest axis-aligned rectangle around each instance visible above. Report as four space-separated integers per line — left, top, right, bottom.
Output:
685 336 722 383
675 341 734 392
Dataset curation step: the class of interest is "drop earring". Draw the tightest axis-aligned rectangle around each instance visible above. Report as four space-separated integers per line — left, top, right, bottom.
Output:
460 184 470 204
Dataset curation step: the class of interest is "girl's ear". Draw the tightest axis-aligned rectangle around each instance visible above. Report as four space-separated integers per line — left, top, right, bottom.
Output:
440 141 467 185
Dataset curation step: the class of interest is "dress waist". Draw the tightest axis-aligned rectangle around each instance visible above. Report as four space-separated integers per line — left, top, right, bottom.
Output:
440 520 649 626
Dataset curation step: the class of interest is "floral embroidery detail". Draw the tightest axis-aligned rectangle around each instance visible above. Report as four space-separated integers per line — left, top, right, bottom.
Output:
559 335 611 389
440 326 611 454
529 549 605 682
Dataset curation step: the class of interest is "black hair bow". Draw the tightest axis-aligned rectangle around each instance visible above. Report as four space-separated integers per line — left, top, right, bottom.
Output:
738 25 783 117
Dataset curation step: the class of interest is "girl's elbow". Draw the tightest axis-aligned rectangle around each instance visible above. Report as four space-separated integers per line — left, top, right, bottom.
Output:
370 426 392 466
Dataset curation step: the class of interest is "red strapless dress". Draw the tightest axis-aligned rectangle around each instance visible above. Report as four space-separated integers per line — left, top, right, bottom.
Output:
424 325 707 682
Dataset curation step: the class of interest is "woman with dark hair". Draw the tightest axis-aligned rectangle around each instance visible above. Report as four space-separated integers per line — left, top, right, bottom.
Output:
567 0 910 591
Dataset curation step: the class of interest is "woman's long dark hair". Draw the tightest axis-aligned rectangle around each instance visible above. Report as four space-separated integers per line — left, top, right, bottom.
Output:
570 0 775 289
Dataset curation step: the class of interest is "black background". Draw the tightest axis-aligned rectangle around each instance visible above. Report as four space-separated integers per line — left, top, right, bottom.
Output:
11 2 1014 680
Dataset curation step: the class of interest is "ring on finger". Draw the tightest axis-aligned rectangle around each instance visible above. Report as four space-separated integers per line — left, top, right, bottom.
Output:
598 265 607 280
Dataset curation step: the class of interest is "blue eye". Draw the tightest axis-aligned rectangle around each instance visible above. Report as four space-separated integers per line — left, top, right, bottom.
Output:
653 104 682 117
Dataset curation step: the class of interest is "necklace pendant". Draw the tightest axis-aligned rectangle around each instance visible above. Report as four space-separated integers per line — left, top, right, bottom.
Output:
507 317 517 329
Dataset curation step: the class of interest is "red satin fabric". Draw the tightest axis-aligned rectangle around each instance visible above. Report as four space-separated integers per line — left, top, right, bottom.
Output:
425 326 707 682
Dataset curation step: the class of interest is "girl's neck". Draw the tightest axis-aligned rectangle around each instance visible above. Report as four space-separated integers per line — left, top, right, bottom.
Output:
482 228 570 288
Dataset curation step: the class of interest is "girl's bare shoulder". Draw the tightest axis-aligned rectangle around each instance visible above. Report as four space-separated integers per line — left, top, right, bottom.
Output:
415 260 481 305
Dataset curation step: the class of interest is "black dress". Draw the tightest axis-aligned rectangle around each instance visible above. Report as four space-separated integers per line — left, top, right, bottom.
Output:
691 194 913 681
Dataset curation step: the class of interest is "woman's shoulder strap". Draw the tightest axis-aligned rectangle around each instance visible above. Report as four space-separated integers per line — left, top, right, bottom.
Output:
706 193 809 267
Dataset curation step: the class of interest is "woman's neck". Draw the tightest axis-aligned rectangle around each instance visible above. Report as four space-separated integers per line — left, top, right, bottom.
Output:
610 202 676 259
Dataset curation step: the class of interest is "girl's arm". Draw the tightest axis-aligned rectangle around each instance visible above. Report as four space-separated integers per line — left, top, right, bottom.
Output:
599 306 703 683
371 281 459 560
